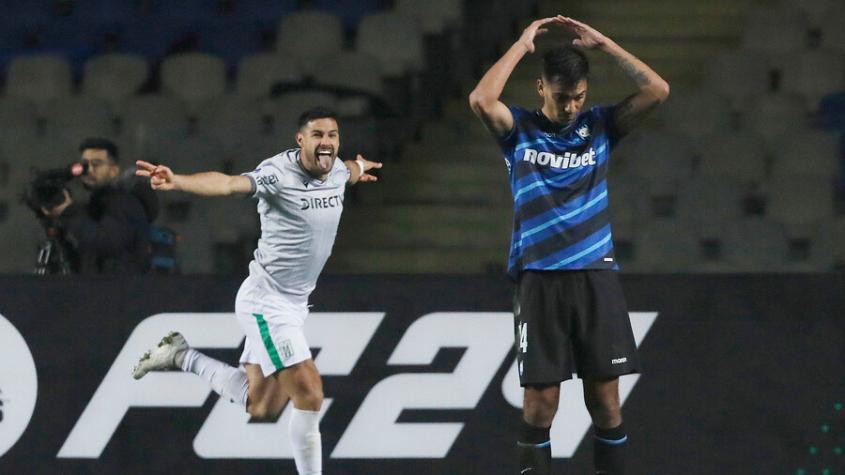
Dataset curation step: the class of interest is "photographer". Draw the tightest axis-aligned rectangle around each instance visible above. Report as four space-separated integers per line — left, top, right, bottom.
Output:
37 138 157 274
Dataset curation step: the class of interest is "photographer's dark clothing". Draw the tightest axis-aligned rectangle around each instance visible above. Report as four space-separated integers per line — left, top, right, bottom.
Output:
60 184 152 274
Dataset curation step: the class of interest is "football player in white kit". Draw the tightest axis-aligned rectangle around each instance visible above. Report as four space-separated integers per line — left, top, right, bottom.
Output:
132 107 381 475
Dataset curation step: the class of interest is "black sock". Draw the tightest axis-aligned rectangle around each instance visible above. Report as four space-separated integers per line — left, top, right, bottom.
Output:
593 423 627 475
517 419 551 475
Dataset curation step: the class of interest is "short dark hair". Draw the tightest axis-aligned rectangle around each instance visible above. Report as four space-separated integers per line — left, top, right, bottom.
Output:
79 137 119 163
297 107 338 130
542 46 590 89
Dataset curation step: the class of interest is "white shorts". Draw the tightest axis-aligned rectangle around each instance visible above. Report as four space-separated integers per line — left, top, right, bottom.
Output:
235 274 312 377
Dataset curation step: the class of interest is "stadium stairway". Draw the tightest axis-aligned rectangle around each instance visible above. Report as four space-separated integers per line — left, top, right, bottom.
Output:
327 0 758 274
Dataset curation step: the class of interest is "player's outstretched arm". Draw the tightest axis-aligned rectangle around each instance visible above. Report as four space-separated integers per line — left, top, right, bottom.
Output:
135 160 253 196
344 154 382 185
469 16 566 138
559 16 669 135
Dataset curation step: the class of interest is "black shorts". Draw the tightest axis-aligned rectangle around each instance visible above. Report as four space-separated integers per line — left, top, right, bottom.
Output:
513 270 640 386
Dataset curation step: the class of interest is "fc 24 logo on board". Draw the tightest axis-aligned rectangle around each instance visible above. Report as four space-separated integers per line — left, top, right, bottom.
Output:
0 314 38 458
59 311 657 459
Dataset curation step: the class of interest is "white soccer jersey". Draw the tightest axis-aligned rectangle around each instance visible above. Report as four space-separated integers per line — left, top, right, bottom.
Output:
242 148 349 302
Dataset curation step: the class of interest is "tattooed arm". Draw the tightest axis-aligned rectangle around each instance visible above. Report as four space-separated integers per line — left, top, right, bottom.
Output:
560 16 670 135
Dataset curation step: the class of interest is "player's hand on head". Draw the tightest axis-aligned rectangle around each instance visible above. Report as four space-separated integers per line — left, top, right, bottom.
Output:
519 16 564 53
559 16 609 50
356 154 382 183
136 160 175 190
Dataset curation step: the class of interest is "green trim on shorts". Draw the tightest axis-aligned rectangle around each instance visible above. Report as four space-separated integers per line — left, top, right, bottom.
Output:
253 313 284 371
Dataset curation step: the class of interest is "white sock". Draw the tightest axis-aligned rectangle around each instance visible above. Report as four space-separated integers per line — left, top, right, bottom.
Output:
289 407 322 475
180 349 248 406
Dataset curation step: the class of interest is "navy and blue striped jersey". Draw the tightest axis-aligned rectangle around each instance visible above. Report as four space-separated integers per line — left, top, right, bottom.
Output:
498 105 622 278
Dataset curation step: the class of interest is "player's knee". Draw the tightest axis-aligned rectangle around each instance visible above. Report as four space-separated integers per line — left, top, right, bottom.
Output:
295 385 323 411
247 401 282 422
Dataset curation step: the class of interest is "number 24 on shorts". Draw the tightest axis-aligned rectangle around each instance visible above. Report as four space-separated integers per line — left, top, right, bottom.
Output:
518 322 528 353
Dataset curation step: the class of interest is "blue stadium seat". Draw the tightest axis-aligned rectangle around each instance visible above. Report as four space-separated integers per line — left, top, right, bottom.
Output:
818 92 845 131
199 19 266 68
0 23 31 51
39 20 103 72
149 0 223 22
67 0 137 29
0 0 55 29
310 0 383 29
236 0 298 29
118 16 193 60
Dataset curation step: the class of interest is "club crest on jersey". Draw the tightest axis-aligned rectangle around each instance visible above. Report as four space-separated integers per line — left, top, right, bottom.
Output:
576 125 590 139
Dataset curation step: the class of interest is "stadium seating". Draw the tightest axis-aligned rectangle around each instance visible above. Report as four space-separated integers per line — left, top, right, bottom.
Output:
607 176 652 224
741 7 809 56
783 0 835 26
310 0 382 30
395 0 464 35
0 205 42 273
82 54 149 108
0 96 38 139
766 176 836 235
119 95 190 154
236 52 305 98
622 132 696 192
117 15 192 61
313 50 384 98
634 218 700 272
716 217 792 272
777 49 845 110
675 176 748 225
160 53 227 112
819 4 845 52
356 11 425 77
696 131 768 185
198 20 266 68
657 89 732 140
705 50 771 110
236 0 299 28
813 217 845 269
194 94 267 154
745 93 808 143
43 96 115 139
5 55 72 110
175 133 225 171
769 129 841 179
275 10 344 76
0 0 841 274
264 91 339 132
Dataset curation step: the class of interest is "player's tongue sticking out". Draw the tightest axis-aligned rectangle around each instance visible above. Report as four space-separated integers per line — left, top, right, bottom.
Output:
315 146 333 172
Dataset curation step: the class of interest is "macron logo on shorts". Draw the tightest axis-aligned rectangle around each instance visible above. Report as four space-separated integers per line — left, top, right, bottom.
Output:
611 357 627 365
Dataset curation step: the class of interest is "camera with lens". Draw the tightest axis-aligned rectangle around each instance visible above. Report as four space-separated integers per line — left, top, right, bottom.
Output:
21 162 88 274
22 162 87 218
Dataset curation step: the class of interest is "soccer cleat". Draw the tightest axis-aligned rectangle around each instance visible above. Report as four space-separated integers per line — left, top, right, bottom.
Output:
132 331 188 380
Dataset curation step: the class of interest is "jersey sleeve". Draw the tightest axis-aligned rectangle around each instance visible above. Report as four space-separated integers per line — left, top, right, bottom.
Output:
242 157 284 199
497 106 526 150
496 106 529 172
592 105 623 150
336 157 351 182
